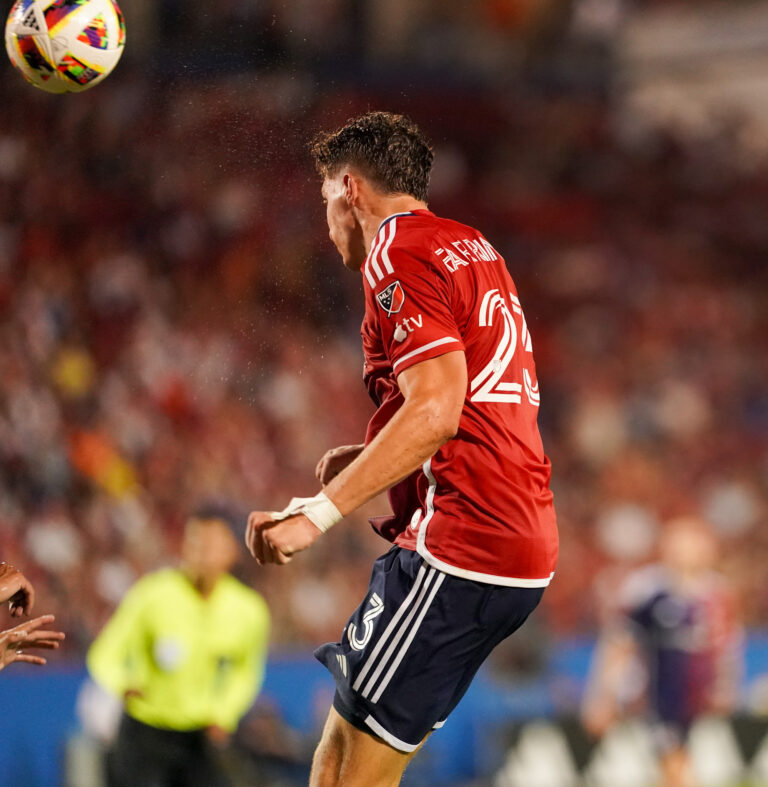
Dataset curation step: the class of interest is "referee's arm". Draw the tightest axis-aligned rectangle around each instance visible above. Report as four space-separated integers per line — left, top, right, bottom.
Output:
87 580 149 699
210 598 271 732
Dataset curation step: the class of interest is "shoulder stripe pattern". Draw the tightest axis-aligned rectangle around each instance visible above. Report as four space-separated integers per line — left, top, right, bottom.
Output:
363 212 414 288
365 227 388 287
379 220 397 276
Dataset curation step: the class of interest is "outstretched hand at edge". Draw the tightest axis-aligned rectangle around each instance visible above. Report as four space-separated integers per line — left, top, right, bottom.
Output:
0 615 65 671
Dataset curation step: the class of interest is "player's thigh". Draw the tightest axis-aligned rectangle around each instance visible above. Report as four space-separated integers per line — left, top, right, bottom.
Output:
311 706 420 787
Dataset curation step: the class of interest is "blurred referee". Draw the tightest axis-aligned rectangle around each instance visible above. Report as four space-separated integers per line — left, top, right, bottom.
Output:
87 507 270 787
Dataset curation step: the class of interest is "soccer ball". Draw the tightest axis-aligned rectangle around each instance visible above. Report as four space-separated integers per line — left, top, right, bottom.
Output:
5 0 125 93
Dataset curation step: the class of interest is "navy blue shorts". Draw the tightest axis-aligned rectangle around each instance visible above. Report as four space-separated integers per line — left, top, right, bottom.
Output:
314 546 544 752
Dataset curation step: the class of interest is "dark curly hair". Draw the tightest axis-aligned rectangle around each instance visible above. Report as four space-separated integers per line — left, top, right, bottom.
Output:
309 111 434 201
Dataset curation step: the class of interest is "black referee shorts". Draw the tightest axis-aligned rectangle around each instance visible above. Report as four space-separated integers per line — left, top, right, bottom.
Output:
314 546 544 752
107 713 230 787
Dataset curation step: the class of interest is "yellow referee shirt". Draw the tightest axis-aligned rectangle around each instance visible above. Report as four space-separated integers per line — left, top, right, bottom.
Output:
87 569 270 732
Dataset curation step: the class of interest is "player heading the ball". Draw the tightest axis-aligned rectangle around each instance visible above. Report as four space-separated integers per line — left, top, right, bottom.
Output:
246 111 558 786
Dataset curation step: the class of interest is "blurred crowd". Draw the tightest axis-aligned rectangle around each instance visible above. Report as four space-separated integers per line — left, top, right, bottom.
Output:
0 59 766 671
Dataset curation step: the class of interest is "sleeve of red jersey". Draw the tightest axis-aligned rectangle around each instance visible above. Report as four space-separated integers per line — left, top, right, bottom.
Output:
368 248 465 376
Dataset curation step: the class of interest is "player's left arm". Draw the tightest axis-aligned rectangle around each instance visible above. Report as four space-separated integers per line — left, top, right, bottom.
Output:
247 350 467 564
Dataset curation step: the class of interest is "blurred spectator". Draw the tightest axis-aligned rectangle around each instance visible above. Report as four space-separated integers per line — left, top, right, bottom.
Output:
581 517 744 787
87 509 270 787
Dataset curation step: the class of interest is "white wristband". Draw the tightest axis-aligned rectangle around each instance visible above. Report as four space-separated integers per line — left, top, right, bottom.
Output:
271 492 343 534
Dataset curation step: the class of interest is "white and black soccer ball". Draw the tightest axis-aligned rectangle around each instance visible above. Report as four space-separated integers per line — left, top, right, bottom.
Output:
5 0 125 93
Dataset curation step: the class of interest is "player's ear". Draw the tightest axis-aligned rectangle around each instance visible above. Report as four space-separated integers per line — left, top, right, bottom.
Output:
343 173 359 206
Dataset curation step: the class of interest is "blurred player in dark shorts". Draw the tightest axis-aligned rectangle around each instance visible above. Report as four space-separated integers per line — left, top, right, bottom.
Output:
582 517 743 787
246 112 558 786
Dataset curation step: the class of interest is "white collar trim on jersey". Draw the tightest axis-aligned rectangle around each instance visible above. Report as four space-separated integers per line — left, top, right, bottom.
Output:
376 212 415 235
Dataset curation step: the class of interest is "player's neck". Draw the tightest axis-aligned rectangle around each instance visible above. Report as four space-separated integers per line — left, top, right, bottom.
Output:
360 196 427 253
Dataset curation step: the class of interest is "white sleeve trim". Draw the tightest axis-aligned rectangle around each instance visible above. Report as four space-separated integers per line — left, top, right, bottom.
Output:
391 336 462 372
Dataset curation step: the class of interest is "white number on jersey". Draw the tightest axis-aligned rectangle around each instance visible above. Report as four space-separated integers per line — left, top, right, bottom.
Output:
470 289 540 406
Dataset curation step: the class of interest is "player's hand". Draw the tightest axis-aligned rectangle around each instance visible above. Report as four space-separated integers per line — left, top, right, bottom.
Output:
0 614 65 670
315 444 364 486
246 512 322 565
0 562 35 617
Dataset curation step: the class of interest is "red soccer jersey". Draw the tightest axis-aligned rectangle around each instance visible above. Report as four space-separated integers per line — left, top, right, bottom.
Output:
361 209 558 586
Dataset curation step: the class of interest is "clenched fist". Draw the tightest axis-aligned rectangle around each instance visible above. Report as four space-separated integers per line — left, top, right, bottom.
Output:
246 512 322 565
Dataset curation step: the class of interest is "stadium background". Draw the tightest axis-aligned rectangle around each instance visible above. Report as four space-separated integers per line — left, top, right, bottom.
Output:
1 0 767 784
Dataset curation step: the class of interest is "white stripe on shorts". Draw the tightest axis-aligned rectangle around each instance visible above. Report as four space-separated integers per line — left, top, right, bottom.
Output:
359 567 440 700
370 571 446 703
352 563 428 692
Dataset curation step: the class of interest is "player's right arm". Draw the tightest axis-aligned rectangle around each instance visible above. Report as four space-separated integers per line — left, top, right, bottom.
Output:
320 351 466 513
247 351 467 564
